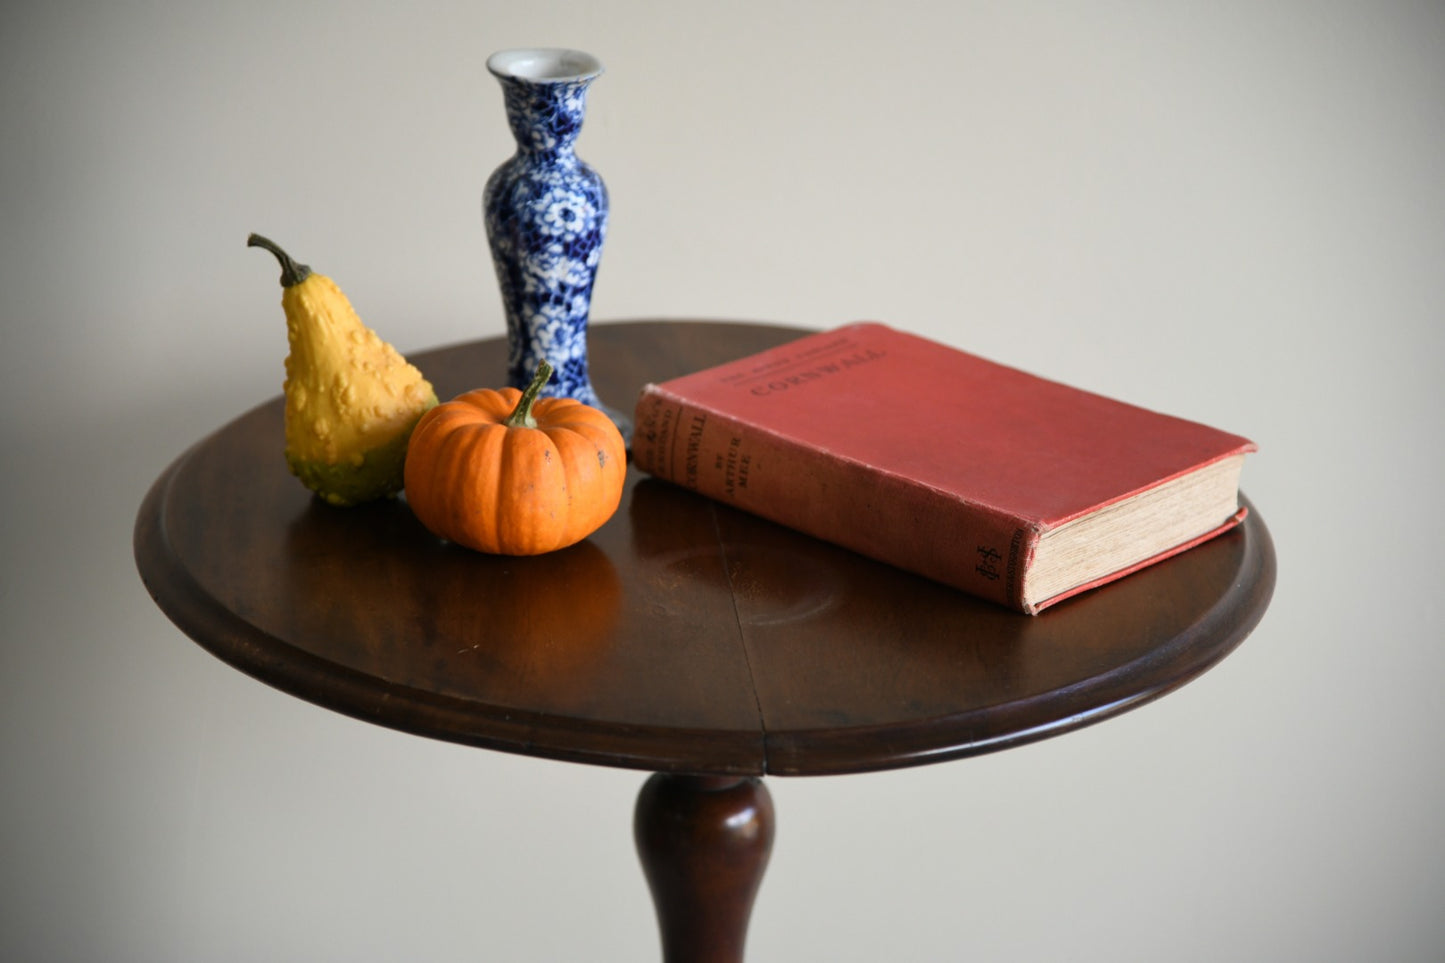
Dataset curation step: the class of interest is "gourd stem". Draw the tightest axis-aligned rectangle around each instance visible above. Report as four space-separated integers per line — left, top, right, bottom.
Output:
505 360 553 429
247 233 312 287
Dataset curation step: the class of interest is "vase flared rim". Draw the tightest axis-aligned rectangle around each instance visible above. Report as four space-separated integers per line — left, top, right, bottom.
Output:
487 48 603 84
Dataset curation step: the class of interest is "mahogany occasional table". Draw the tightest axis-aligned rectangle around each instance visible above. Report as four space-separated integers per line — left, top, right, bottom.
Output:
134 320 1276 962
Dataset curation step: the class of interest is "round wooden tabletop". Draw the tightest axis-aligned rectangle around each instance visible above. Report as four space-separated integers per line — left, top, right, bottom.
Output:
134 320 1276 777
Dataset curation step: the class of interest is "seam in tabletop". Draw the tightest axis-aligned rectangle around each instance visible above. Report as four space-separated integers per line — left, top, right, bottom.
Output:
709 501 771 774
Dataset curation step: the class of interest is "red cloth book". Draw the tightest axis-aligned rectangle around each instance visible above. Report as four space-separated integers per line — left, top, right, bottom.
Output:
631 323 1255 614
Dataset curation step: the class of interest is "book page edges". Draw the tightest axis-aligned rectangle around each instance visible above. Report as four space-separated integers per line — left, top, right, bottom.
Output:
1041 442 1256 529
1026 505 1248 615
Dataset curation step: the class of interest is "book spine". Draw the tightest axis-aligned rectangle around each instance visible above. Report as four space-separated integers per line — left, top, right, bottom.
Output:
633 386 1036 611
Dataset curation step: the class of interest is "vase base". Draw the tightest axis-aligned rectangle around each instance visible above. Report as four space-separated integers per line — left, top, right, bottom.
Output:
596 401 634 449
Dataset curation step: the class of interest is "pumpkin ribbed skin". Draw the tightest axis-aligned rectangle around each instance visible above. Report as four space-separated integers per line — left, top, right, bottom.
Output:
403 385 626 555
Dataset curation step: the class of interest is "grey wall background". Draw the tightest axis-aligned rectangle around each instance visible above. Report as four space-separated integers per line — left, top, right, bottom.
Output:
3 2 1442 960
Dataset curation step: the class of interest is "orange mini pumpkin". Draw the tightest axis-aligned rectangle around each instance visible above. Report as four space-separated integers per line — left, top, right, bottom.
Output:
403 361 626 555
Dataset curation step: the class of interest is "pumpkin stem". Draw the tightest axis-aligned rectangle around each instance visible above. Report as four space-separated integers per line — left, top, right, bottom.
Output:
505 360 553 429
247 233 312 287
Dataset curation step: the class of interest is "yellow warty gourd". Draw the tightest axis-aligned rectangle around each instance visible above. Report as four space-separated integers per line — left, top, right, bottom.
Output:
249 233 438 507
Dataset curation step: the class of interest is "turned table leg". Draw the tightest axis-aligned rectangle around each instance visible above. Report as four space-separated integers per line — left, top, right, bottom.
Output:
634 773 775 963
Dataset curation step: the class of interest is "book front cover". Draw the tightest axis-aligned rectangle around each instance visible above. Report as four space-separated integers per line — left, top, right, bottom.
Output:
648 322 1255 529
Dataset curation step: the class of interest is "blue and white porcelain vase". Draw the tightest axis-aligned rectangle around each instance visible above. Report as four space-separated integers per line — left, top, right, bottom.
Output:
483 48 629 440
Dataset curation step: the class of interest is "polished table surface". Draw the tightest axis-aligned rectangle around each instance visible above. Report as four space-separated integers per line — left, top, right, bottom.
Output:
134 319 1276 959
135 319 1274 777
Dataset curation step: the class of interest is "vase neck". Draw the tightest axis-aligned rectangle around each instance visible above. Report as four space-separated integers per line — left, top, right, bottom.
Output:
497 77 594 157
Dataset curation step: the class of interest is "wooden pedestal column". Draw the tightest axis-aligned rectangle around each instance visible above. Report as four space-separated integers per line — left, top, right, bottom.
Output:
635 774 775 963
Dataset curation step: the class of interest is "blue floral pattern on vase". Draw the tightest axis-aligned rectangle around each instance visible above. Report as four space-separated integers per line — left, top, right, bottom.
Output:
483 48 629 441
